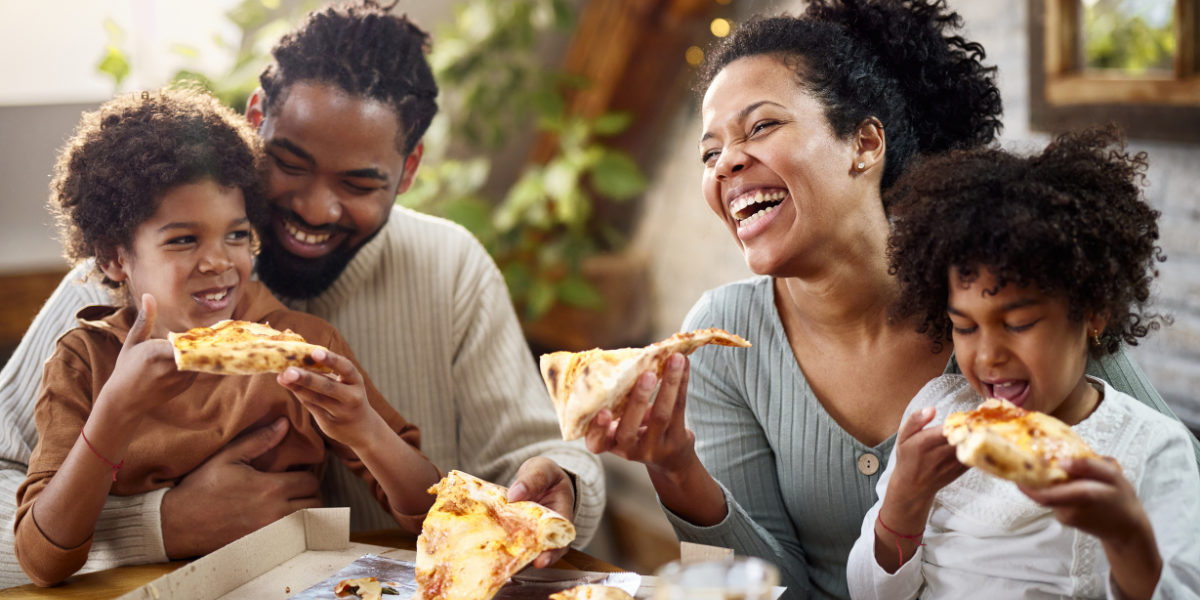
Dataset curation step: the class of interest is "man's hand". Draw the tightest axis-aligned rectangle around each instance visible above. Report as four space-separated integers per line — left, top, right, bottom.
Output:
507 457 575 569
161 418 322 559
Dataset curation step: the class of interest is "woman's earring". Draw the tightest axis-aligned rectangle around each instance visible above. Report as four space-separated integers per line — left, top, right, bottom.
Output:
1091 330 1101 346
856 161 866 171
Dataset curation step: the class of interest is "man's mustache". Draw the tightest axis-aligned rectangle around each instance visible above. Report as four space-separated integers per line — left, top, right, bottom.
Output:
273 207 354 235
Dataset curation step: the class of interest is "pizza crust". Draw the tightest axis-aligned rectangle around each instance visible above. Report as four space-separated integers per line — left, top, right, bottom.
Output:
944 398 1102 487
541 328 751 440
169 319 334 376
415 470 576 600
550 585 635 600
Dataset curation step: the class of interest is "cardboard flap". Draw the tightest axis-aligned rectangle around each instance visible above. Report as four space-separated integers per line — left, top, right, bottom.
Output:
304 508 350 551
117 508 349 600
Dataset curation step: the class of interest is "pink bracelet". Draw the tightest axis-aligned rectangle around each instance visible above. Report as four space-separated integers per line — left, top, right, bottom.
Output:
80 427 123 482
877 515 926 564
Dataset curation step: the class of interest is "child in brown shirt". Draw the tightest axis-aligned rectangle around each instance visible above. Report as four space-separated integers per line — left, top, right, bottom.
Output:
14 87 442 587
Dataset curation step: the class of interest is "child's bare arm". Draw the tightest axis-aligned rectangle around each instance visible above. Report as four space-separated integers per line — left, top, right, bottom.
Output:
277 348 441 526
1021 458 1161 600
29 297 196 559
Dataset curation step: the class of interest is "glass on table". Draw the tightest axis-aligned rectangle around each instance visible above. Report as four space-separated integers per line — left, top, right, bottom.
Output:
653 556 780 600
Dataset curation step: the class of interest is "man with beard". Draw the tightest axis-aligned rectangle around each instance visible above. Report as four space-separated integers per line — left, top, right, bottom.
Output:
0 1 603 586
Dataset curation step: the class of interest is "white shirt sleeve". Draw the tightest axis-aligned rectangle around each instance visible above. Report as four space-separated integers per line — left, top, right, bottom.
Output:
1110 420 1200 600
0 263 168 586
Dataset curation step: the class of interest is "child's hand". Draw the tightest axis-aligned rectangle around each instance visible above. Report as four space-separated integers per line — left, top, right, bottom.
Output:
884 407 969 517
100 294 197 417
276 348 383 449
1021 458 1162 600
874 406 969 572
1019 457 1146 540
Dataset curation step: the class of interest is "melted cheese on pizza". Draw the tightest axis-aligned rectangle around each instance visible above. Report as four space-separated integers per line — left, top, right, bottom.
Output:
169 319 334 376
944 398 1100 486
415 471 575 600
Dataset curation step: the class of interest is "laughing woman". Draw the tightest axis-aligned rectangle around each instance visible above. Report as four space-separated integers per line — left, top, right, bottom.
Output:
582 1 1200 599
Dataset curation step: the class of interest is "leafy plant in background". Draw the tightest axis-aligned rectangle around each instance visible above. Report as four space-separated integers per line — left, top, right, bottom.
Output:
97 0 319 111
402 0 649 320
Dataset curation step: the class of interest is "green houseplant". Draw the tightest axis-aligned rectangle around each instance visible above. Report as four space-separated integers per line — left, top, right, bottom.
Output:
402 0 648 325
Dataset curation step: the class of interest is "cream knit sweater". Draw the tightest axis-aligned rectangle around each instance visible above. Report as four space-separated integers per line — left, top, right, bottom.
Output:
0 206 604 587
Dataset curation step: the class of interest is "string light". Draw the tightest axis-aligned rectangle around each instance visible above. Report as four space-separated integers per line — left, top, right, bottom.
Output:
710 18 731 37
686 46 704 65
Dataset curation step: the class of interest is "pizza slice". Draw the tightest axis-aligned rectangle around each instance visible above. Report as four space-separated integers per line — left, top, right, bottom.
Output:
540 328 751 440
169 319 334 376
415 470 576 600
943 398 1106 487
550 585 635 600
335 577 385 600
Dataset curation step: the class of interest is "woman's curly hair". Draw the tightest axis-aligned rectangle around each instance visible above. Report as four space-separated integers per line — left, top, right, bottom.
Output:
50 84 268 289
696 0 1003 191
259 0 437 155
887 125 1168 357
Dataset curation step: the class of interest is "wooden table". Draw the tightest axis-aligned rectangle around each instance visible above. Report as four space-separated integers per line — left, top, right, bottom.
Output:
0 529 624 599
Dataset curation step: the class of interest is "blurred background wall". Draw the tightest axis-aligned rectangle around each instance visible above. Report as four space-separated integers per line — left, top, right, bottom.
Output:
0 0 1197 575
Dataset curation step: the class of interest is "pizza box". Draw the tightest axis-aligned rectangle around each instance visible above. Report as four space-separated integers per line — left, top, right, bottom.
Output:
114 508 648 600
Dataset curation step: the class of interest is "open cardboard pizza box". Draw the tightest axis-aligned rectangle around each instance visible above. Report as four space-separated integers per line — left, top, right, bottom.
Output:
113 508 727 600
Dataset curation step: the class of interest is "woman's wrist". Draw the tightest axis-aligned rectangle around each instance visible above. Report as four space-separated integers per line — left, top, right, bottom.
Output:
647 451 728 527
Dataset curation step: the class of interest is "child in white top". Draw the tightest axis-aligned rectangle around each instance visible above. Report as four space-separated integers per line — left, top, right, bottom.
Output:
847 126 1200 600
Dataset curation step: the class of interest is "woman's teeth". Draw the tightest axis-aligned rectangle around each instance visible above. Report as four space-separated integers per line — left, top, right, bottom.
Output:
732 190 786 223
737 203 779 227
284 220 332 244
203 290 227 301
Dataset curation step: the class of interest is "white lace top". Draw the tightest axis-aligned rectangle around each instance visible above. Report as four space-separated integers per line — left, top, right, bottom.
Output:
847 374 1200 600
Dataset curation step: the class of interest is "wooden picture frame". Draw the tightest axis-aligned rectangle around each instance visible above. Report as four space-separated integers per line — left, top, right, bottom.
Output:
1030 0 1200 142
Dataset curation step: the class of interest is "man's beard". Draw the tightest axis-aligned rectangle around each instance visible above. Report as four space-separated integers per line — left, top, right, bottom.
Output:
255 226 382 300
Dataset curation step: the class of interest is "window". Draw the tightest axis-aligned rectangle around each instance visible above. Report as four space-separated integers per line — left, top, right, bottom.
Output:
1030 0 1200 142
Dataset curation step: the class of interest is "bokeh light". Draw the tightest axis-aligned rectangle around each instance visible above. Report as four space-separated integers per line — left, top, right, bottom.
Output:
711 18 731 37
686 46 705 66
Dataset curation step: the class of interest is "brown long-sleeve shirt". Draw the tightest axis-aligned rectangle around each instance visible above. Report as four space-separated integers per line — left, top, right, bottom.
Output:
14 281 428 586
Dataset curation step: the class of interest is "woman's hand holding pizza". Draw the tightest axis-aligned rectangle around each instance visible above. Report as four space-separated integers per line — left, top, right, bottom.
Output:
277 348 384 448
583 353 696 474
583 353 729 527
1020 458 1162 600
874 407 969 573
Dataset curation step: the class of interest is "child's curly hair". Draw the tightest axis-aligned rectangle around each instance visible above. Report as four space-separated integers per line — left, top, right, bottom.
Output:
50 85 268 289
887 125 1168 357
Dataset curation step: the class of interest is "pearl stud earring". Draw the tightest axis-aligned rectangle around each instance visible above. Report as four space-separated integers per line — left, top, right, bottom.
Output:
856 162 866 171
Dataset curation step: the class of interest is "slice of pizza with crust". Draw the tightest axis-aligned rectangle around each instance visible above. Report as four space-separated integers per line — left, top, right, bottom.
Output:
944 398 1107 487
415 470 576 600
541 328 752 440
169 319 334 376
550 585 635 600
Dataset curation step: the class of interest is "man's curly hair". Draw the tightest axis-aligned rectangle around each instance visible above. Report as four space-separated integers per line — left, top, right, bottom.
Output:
259 0 437 155
887 125 1168 357
696 0 1003 192
50 85 268 289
